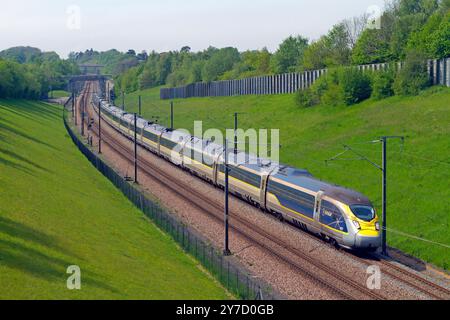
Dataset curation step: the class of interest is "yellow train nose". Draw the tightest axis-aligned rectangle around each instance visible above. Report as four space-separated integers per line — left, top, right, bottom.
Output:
355 231 381 248
358 229 380 237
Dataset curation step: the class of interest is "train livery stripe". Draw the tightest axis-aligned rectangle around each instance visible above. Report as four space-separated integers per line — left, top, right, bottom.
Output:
101 104 352 237
267 193 315 222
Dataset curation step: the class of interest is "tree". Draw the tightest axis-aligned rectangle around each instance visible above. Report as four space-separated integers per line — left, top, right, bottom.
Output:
222 48 273 79
343 14 369 48
137 50 148 61
389 0 440 59
327 23 352 66
0 46 42 64
302 39 329 70
352 29 392 64
0 60 44 99
201 47 240 82
407 11 450 58
303 23 352 70
428 13 450 58
272 36 308 73
393 50 430 96
181 46 191 53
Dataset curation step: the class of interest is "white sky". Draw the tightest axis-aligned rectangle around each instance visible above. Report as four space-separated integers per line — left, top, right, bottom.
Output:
0 0 387 58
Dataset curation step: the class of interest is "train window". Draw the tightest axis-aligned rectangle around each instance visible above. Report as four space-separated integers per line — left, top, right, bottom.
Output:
320 201 348 233
350 205 375 222
160 137 178 150
229 166 261 188
143 130 157 142
183 147 214 168
267 181 315 218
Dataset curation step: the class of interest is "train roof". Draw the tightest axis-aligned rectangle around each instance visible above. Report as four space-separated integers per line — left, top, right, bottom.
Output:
162 129 191 144
102 97 372 206
272 170 372 206
144 122 168 134
219 151 281 175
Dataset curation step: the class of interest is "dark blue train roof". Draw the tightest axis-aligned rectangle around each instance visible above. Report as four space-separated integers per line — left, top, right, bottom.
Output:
271 166 372 206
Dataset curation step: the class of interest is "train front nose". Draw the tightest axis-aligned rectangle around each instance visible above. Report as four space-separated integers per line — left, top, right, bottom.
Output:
355 230 381 249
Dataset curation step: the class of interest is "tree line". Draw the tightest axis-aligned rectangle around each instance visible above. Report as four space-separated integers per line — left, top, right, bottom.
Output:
0 47 79 99
113 0 449 94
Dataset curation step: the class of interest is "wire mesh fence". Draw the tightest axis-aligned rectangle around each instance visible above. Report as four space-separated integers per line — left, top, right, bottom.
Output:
63 108 277 300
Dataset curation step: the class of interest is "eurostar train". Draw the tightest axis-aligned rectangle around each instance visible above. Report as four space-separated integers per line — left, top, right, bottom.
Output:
93 96 381 250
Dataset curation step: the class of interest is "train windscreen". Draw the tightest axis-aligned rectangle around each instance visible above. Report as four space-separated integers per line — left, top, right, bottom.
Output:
350 205 375 222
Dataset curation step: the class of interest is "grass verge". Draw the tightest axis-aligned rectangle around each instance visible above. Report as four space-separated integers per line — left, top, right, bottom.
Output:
0 99 230 299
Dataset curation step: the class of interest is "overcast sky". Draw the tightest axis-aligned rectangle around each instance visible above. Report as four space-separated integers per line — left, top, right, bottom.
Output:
0 0 387 58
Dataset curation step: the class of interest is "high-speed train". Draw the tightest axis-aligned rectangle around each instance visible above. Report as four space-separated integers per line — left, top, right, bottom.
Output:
93 96 381 251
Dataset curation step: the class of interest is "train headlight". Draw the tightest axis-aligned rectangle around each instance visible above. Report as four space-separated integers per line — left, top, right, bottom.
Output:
375 222 380 231
352 220 361 230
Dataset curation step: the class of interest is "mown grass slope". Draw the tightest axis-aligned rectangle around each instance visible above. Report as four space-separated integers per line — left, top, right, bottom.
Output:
49 90 70 98
0 100 229 299
123 86 450 270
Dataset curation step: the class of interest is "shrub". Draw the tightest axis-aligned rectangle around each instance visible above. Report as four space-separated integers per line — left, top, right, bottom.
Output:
337 67 372 105
394 50 430 96
321 83 345 106
295 88 316 108
371 68 395 100
295 73 328 108
295 67 372 107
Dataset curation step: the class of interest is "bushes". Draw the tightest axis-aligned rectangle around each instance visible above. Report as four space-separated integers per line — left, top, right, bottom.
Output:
393 50 430 96
295 75 327 107
295 67 371 108
295 89 316 108
339 68 372 105
321 83 345 106
0 60 42 99
372 68 395 100
296 50 434 108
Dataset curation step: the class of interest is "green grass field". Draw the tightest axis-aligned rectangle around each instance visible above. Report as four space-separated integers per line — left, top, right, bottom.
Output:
122 86 450 270
49 90 70 99
0 99 229 299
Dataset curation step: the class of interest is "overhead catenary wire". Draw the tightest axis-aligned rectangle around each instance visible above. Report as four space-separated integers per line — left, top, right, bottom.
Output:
384 227 450 249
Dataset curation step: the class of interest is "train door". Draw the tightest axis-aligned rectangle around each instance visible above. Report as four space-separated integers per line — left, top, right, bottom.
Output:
212 153 223 186
157 132 162 156
312 191 324 233
259 175 269 210
128 120 132 135
180 139 190 167
140 127 145 143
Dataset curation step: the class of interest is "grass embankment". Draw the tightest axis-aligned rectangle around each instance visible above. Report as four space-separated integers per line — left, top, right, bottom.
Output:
49 90 70 99
123 86 450 270
0 100 229 299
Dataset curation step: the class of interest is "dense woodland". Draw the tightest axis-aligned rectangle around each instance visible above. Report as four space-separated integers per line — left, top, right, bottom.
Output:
107 0 449 94
0 0 448 100
0 47 79 99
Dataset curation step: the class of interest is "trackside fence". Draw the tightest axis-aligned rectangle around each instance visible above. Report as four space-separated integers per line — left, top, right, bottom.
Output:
63 108 277 300
160 57 450 99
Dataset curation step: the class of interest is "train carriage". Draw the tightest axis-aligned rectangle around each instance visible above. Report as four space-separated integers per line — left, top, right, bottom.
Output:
266 167 380 249
94 96 381 251
142 123 166 153
182 136 221 182
216 152 277 207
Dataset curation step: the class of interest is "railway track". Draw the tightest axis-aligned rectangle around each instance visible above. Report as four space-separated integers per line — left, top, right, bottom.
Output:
76 82 386 300
350 252 450 300
75 82 449 300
